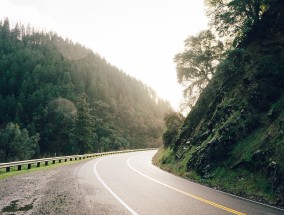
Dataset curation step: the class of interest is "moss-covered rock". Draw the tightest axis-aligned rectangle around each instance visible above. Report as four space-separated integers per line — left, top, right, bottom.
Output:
157 0 284 205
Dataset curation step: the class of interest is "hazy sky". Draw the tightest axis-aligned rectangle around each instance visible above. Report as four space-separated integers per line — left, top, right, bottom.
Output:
0 0 208 110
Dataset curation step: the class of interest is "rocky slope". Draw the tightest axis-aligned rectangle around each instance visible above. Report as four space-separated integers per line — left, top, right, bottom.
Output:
156 0 284 205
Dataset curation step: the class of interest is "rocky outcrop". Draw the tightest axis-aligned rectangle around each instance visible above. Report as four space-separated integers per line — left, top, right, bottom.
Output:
163 0 284 205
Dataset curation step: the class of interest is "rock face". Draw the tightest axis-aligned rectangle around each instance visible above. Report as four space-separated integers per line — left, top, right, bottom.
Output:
163 0 284 205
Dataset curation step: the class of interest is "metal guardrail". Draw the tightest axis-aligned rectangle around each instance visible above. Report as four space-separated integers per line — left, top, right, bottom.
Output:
0 148 157 172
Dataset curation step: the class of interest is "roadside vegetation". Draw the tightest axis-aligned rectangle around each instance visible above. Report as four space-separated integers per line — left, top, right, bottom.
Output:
156 0 284 205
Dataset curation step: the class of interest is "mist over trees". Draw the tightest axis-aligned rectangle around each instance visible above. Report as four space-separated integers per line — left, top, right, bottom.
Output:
0 19 171 162
174 30 224 108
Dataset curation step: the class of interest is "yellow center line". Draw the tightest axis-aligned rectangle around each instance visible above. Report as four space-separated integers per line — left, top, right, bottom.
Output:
166 184 246 215
127 156 246 215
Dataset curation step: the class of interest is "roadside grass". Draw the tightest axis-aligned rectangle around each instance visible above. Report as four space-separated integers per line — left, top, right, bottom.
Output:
156 156 277 204
0 157 95 180
230 128 265 165
154 136 278 204
153 147 187 177
204 167 277 204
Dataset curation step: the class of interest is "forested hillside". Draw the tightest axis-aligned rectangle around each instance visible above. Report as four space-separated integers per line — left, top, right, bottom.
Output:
0 19 171 162
156 0 284 205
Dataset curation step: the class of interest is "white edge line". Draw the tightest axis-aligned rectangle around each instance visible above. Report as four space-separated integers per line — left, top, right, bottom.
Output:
150 158 284 212
93 158 139 215
129 154 284 212
213 186 284 211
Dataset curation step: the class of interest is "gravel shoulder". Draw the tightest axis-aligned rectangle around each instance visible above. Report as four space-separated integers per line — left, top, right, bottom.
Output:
0 160 91 215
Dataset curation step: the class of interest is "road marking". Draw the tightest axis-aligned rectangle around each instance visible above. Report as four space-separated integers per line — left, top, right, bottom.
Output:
93 158 139 215
127 156 246 215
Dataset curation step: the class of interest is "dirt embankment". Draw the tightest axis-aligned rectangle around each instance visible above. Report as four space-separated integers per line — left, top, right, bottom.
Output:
0 161 90 215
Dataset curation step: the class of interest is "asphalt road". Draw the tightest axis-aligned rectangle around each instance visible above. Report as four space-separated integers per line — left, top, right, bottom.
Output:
77 150 284 215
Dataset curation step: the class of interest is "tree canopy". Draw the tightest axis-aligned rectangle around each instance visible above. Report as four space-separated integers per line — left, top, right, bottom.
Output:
205 0 276 46
0 122 39 162
162 112 184 147
173 0 277 111
0 19 172 161
174 30 224 108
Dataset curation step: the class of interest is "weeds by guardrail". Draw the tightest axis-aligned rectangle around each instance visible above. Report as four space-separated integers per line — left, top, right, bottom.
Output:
0 148 157 172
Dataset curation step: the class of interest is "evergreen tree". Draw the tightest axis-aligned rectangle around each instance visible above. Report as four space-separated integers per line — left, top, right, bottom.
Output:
0 19 171 159
0 122 39 162
74 95 95 154
162 112 184 147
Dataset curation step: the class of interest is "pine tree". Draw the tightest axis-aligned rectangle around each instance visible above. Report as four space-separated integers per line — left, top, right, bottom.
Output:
74 95 95 154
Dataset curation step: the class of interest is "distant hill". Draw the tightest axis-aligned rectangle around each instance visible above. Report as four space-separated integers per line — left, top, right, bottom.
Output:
155 1 284 205
0 19 171 162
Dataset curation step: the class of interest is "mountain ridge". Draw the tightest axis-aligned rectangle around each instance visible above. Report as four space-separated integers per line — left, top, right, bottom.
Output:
0 20 171 162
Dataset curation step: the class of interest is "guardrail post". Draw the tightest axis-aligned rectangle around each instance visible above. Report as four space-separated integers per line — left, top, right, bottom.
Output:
0 149 157 173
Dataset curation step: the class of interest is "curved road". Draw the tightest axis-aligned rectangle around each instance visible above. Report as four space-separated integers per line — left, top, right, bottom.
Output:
77 150 283 215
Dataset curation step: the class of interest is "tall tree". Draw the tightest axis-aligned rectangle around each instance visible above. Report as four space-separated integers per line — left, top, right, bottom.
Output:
0 122 39 162
174 30 223 108
162 112 184 147
73 95 95 154
205 0 276 46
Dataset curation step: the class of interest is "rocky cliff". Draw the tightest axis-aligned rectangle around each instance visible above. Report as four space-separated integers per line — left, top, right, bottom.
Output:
156 1 284 205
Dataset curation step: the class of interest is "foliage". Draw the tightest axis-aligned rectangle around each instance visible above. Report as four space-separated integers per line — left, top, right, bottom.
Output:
174 30 224 108
175 0 277 110
73 95 94 154
159 0 284 205
205 0 276 46
0 123 39 162
0 19 172 160
162 112 184 147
